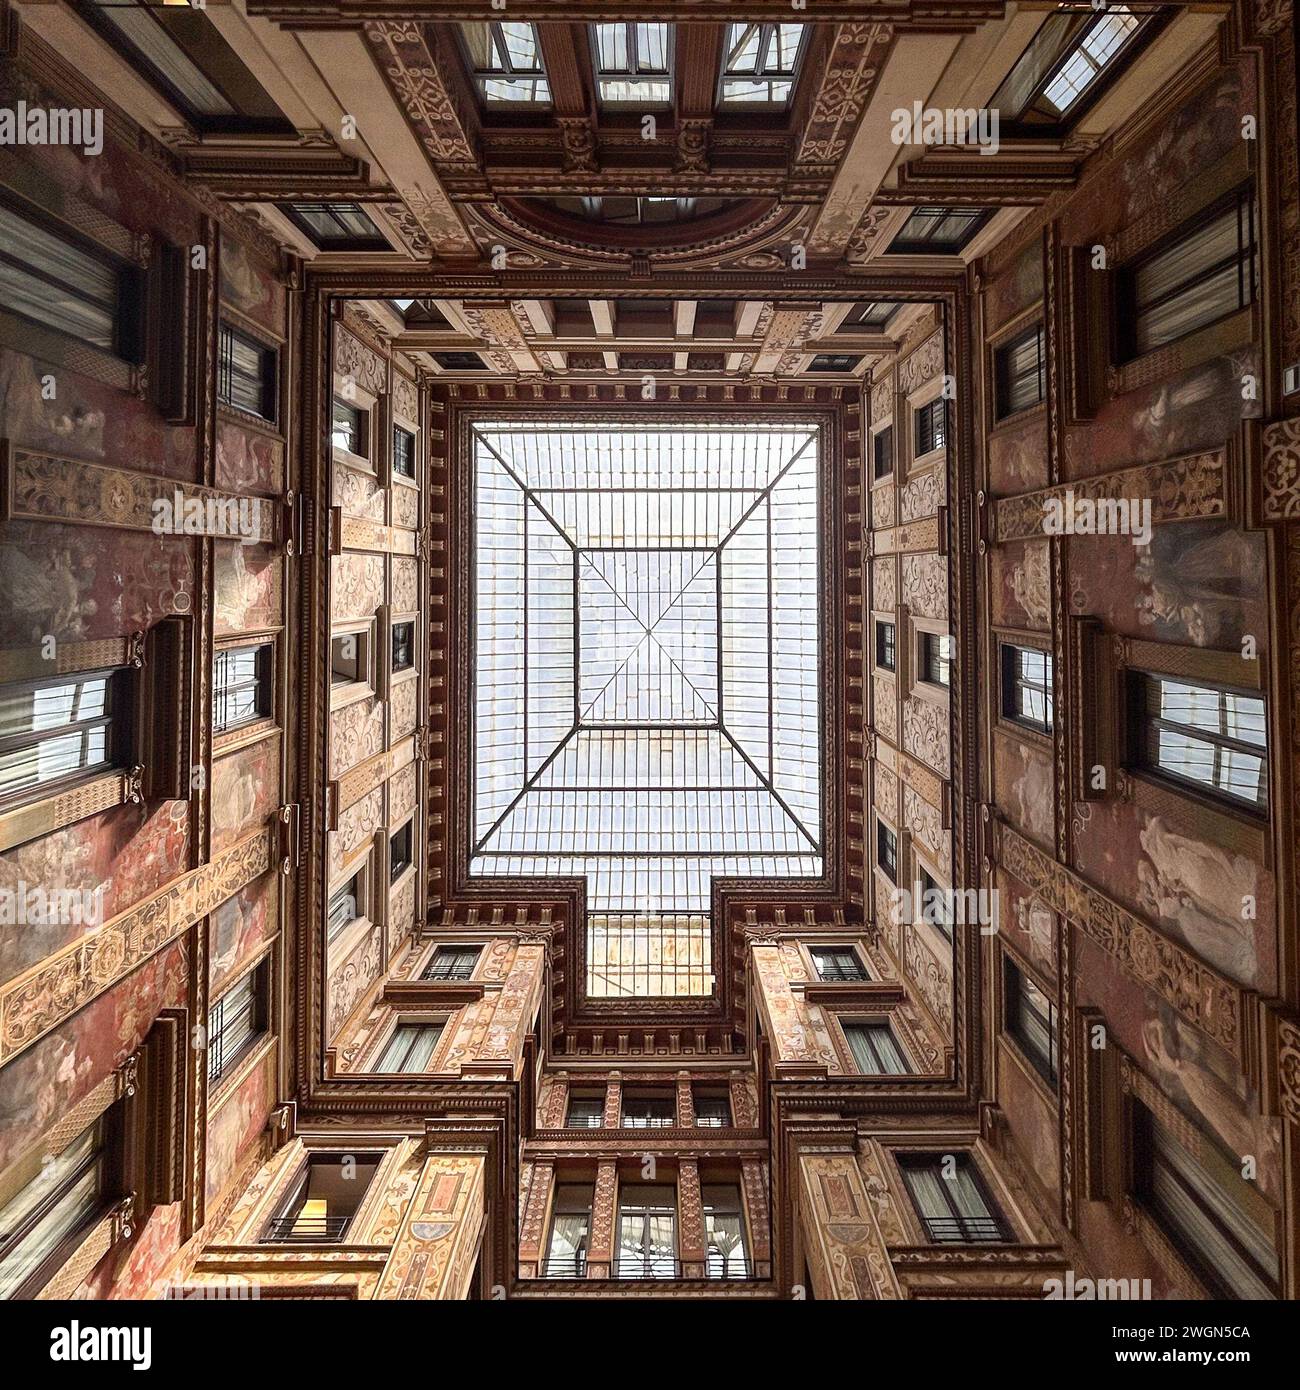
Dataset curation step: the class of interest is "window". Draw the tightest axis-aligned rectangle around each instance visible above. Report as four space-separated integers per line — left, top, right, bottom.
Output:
1134 1101 1280 1299
592 22 671 105
281 203 389 252
616 1186 677 1278
0 203 137 358
565 1095 605 1129
991 5 1161 131
391 621 416 675
544 1186 592 1277
0 671 127 804
432 351 488 372
74 0 292 134
914 398 947 457
460 21 550 105
875 621 896 673
876 821 898 883
213 644 272 734
332 398 368 456
375 1022 443 1074
899 1154 1009 1243
217 322 276 421
392 425 416 480
389 821 413 883
918 868 954 942
808 353 861 373
263 1154 380 1244
872 426 893 481
0 1119 110 1298
810 945 868 982
621 1094 675 1129
693 1092 731 1127
1001 644 1053 735
920 632 953 688
718 22 804 106
331 631 367 688
995 324 1045 419
1003 957 1057 1086
843 1021 910 1075
845 301 899 330
889 207 990 255
1129 673 1267 812
327 873 362 943
703 1185 749 1278
421 945 481 982
207 961 268 1085
1120 191 1258 359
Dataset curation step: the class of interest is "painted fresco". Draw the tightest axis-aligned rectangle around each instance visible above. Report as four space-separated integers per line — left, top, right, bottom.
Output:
205 1046 276 1209
984 234 1044 333
990 538 1050 631
209 872 279 999
1073 799 1275 993
992 732 1055 853
0 800 189 986
987 409 1049 497
213 540 281 636
0 940 188 1174
219 234 285 335
214 417 284 497
211 733 281 855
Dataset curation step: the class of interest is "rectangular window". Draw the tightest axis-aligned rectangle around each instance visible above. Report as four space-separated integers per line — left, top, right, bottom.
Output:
889 207 990 255
1134 1101 1278 1299
914 398 947 457
74 0 292 134
460 20 550 105
282 203 388 252
872 425 893 481
392 424 416 480
207 960 268 1085
703 1184 749 1278
995 324 1045 418
1129 672 1267 812
0 671 127 804
217 322 276 421
331 631 367 688
421 945 481 982
0 1120 107 1299
564 1095 605 1129
213 644 272 735
593 22 671 106
621 1094 675 1129
920 632 953 687
693 1092 731 1128
0 203 135 357
843 1021 910 1075
810 945 868 982
327 872 362 943
918 868 954 942
375 1022 443 1074
899 1154 1009 1243
876 821 898 883
1003 957 1057 1086
718 22 804 106
331 398 368 456
264 1154 381 1244
616 1186 677 1278
544 1185 592 1277
1001 643 1053 734
1121 191 1258 359
389 821 413 883
875 621 896 673
391 621 416 674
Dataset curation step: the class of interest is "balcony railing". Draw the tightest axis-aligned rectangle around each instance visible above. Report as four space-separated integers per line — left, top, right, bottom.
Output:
706 1253 757 1280
542 1251 588 1278
922 1215 1009 1244
263 1214 351 1243
565 1112 604 1129
614 1256 681 1279
815 965 869 982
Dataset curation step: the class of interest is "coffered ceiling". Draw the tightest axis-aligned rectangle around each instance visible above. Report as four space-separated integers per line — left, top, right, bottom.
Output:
18 1 1226 384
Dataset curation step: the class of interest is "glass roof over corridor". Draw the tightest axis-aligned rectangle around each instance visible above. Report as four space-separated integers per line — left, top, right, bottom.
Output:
468 422 824 997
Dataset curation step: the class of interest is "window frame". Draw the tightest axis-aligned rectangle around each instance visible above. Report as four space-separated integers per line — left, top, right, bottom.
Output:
591 21 673 108
281 202 390 253
1000 640 1054 737
888 207 991 256
841 1018 912 1075
1002 953 1058 1089
372 1018 446 1074
207 956 271 1087
216 319 278 424
261 1151 383 1245
716 21 807 110
994 322 1046 421
420 944 483 982
876 818 898 884
874 619 897 673
615 1183 679 1278
809 943 869 982
620 1093 676 1129
896 1152 1011 1245
212 640 274 738
459 20 552 108
913 397 948 459
872 424 894 482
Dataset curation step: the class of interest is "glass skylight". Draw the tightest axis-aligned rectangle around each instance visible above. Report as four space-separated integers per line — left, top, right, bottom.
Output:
469 423 824 997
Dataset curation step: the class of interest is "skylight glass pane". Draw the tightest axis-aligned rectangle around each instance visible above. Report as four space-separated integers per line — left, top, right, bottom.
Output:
500 21 542 71
637 22 668 71
1043 8 1139 114
725 23 763 73
596 23 629 72
469 424 823 996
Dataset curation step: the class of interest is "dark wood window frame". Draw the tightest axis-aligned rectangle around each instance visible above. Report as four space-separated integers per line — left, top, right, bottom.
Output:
212 640 274 737
999 639 1054 737
207 956 271 1087
876 818 898 883
872 424 894 481
897 1152 1012 1244
875 619 896 673
262 1152 384 1244
1002 952 1058 1089
217 320 278 424
994 322 1046 421
914 397 948 458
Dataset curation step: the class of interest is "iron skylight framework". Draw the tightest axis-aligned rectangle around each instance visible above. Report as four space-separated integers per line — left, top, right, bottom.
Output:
468 423 824 998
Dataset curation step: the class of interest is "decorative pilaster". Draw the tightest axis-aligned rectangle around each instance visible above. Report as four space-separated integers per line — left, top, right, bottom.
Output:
678 1160 708 1278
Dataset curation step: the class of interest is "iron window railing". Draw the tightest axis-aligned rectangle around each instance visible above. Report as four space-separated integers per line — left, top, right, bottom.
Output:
264 1214 351 1243
542 1251 588 1278
921 1214 1010 1244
